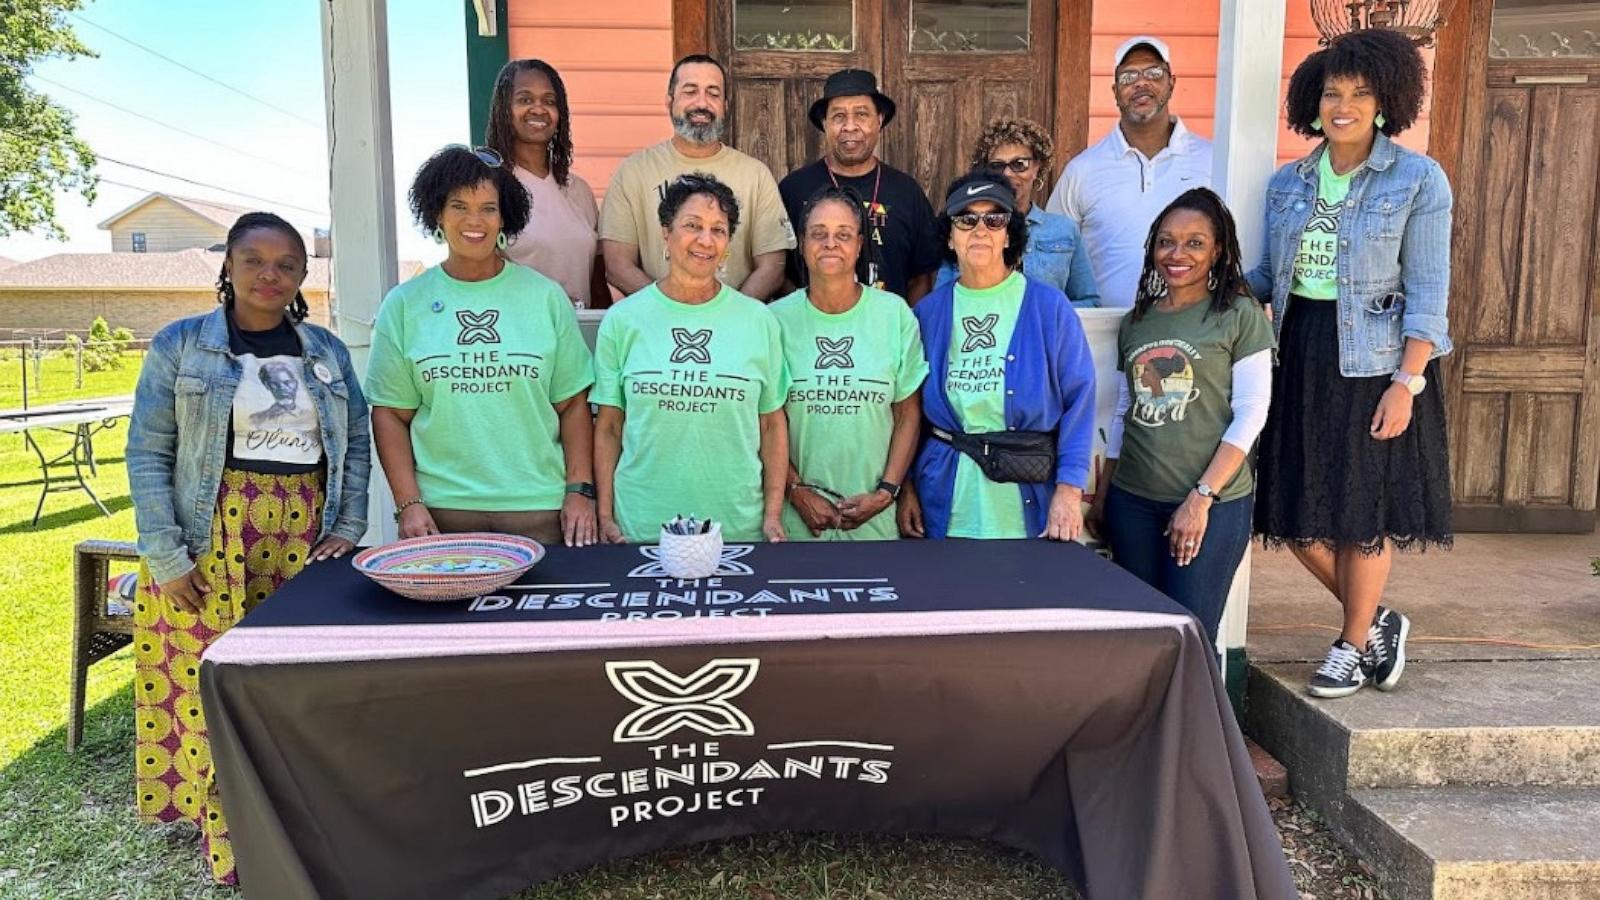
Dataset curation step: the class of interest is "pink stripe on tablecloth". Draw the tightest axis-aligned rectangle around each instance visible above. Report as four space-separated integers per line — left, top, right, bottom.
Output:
203 608 1195 666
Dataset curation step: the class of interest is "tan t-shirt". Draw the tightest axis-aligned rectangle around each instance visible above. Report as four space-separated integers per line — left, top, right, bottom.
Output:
504 165 599 306
599 140 796 291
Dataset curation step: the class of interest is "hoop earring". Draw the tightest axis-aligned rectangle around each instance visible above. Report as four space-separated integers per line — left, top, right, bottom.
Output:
496 231 508 250
1310 117 1323 132
1206 269 1219 292
432 227 445 244
1144 268 1169 299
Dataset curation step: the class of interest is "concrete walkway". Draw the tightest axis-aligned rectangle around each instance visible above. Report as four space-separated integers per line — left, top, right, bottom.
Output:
1247 533 1600 664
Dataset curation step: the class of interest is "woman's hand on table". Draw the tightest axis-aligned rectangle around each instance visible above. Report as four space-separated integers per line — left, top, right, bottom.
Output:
896 482 925 538
837 490 892 531
159 564 210 614
1165 491 1211 566
1041 484 1084 542
398 503 440 539
598 517 626 544
310 536 355 562
561 493 598 547
1370 383 1414 440
762 514 788 543
789 486 841 536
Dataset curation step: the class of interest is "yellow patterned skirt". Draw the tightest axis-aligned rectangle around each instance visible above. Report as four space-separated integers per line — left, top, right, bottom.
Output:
134 468 324 885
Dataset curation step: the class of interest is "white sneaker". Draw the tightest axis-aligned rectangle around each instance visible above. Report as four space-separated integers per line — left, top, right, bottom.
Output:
1307 639 1370 698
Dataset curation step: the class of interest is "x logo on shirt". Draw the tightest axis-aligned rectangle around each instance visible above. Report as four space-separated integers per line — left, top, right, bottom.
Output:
960 314 999 353
815 336 855 370
1306 197 1342 234
670 328 713 365
455 309 501 345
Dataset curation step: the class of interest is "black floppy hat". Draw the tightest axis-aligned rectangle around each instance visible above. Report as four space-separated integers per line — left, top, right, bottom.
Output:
807 69 897 131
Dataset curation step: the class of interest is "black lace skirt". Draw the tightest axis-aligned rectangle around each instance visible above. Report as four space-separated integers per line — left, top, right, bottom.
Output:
1254 298 1453 554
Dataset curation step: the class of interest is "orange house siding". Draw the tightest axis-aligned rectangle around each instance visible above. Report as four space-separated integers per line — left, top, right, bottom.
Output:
507 0 1433 187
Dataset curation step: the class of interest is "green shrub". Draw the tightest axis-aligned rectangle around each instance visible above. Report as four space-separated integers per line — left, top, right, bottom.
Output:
77 317 135 372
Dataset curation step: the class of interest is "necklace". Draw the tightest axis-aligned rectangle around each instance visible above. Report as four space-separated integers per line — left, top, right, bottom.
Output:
825 161 883 288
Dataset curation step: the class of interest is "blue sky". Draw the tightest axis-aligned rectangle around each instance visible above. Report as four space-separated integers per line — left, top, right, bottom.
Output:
1 0 467 265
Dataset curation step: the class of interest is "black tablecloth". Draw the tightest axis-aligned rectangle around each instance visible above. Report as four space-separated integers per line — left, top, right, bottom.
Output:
200 538 1294 900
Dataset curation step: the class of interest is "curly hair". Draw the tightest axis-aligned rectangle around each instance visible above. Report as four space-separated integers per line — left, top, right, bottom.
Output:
216 211 310 324
484 59 574 188
796 185 871 286
934 171 1030 271
407 145 531 239
1285 28 1426 138
656 172 741 237
1131 187 1254 321
967 117 1054 180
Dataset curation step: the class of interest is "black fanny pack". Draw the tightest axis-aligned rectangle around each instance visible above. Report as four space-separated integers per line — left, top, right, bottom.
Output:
930 426 1056 484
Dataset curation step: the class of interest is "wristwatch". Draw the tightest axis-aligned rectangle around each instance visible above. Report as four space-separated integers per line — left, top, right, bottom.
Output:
1391 370 1427 396
875 479 902 500
565 481 597 500
1194 482 1216 501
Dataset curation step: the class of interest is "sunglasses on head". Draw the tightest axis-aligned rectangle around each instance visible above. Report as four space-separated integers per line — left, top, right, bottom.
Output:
446 144 505 169
985 156 1034 175
952 211 1012 231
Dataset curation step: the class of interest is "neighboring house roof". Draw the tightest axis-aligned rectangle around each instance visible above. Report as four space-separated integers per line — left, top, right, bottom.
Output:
95 192 253 232
0 256 17 270
0 249 422 291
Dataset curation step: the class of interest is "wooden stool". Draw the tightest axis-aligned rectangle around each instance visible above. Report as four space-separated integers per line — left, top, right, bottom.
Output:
68 539 139 752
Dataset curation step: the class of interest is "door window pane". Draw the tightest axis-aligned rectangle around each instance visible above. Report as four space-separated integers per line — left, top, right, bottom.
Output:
911 0 1030 53
734 0 853 52
1490 0 1600 58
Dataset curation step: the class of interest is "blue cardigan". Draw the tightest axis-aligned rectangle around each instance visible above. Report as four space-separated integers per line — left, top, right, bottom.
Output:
912 274 1097 538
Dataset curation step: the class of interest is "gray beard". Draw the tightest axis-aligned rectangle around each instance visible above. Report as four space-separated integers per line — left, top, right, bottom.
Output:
672 114 724 145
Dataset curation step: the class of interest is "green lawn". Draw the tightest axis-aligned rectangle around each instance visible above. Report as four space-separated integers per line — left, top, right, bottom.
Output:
0 349 146 410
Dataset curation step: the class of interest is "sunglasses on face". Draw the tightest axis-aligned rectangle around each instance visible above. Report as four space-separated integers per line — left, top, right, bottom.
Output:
1115 65 1169 86
952 211 1012 231
985 156 1034 175
446 144 505 168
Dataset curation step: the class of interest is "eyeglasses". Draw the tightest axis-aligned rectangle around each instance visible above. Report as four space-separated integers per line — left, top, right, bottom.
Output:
446 144 505 168
951 211 1012 231
985 156 1034 175
1115 65 1169 86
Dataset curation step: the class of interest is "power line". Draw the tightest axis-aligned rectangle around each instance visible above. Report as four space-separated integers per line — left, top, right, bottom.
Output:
70 14 323 129
95 160 327 218
31 75 322 177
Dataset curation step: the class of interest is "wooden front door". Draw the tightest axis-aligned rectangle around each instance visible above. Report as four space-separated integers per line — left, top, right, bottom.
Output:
1444 1 1600 532
708 0 1072 198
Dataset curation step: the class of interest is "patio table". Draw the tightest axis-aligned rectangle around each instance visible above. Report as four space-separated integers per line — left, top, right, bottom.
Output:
0 395 133 524
200 538 1295 900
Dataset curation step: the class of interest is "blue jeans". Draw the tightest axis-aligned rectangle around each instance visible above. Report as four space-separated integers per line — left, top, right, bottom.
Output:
1103 482 1254 648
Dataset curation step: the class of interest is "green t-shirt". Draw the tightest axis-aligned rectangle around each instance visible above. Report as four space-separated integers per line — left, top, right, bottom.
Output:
944 271 1028 539
365 262 595 511
1113 297 1276 503
592 283 789 542
771 285 929 541
1291 151 1358 300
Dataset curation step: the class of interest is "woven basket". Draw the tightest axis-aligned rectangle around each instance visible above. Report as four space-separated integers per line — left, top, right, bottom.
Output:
657 522 724 580
353 532 545 602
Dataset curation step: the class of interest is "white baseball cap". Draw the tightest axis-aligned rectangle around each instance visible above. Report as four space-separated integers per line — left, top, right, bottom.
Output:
1114 35 1173 69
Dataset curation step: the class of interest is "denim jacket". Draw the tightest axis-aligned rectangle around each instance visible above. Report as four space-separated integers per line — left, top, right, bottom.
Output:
935 206 1102 308
1245 132 1453 376
128 306 371 584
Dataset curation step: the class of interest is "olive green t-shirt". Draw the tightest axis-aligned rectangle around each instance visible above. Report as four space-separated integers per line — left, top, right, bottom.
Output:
365 262 595 511
771 285 928 541
945 271 1028 539
1113 297 1276 503
592 282 789 542
1291 151 1357 300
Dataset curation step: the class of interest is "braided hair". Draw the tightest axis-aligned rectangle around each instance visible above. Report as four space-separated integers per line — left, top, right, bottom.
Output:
216 212 310 324
485 59 574 187
797 185 872 287
1131 187 1253 322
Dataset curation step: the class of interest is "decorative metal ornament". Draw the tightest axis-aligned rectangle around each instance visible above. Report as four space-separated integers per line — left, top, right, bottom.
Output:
1310 0 1455 47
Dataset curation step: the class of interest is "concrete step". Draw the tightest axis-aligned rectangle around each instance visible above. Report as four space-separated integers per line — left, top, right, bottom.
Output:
1342 785 1600 900
1246 660 1600 792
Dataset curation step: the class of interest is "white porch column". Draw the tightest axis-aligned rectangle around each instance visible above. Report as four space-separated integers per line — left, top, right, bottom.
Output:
1211 0 1286 683
321 0 400 544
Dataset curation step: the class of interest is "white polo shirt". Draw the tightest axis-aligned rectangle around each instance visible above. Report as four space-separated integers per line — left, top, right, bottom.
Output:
1045 117 1214 308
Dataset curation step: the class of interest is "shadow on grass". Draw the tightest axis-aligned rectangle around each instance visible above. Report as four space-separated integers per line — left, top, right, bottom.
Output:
0 494 134 534
0 685 231 900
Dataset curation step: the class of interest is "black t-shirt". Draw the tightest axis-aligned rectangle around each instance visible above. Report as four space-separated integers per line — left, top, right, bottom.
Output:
778 159 941 300
225 316 325 475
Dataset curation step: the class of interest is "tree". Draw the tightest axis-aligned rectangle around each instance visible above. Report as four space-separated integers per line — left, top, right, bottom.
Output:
0 0 97 239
